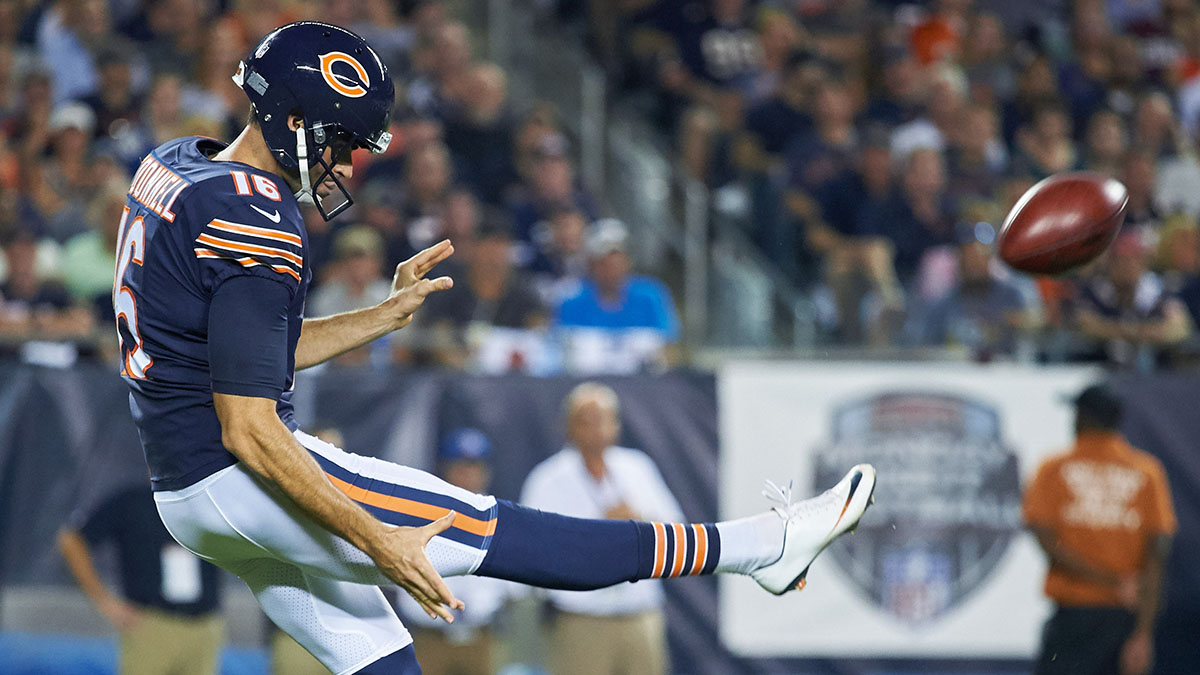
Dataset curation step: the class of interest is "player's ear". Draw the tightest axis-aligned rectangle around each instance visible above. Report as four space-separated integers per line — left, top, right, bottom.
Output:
287 114 305 131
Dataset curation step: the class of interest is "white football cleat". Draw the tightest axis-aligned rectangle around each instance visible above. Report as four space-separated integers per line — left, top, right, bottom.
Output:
750 463 877 595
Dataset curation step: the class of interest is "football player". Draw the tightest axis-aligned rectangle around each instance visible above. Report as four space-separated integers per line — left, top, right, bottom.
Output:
113 21 876 674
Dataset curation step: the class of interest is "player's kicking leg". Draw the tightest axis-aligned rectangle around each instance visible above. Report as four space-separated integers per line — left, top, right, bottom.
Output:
155 429 875 673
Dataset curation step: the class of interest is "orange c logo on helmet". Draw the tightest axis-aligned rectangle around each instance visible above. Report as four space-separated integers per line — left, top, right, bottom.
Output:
319 51 370 98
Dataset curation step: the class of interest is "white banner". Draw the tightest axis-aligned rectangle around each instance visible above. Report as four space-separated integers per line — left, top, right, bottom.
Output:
717 361 1100 658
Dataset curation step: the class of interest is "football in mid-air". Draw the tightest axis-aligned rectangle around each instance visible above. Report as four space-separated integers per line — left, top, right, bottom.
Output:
997 172 1129 275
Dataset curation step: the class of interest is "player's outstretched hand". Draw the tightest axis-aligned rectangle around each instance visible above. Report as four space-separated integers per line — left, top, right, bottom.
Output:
385 239 455 330
370 511 465 623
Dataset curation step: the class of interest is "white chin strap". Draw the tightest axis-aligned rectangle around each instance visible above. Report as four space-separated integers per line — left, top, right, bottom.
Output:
294 126 315 205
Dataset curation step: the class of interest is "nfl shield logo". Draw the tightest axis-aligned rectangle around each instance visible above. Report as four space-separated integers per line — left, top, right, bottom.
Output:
813 392 1023 624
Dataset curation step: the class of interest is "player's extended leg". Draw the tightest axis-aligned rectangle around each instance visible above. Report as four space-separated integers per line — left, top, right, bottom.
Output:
296 430 877 595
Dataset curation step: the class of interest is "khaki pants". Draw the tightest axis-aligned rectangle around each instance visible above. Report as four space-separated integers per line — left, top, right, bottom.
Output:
411 627 496 675
548 610 667 675
119 609 223 675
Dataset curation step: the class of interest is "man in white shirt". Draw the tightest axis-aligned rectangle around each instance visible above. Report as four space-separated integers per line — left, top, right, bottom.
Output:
520 382 683 675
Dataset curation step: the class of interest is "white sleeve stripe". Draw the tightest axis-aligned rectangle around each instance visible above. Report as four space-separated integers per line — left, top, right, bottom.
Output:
208 218 303 247
194 247 301 282
195 233 304 268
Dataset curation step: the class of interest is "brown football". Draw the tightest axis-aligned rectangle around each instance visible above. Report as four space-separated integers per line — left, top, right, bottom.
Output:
997 172 1129 275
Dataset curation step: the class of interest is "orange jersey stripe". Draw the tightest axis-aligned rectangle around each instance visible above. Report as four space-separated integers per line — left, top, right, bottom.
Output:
324 472 497 538
689 524 707 576
651 522 667 578
208 218 303 247
196 233 304 268
195 248 301 282
669 523 688 577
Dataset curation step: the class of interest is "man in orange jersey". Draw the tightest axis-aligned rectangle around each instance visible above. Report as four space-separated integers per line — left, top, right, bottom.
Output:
1023 384 1176 675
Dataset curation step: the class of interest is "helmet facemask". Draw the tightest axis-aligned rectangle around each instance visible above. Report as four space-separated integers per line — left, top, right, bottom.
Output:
292 120 391 221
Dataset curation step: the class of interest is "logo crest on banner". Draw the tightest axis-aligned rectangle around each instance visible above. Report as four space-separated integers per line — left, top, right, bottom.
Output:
813 392 1023 623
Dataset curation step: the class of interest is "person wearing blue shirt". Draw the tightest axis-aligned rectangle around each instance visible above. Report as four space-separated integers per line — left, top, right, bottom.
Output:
555 219 680 373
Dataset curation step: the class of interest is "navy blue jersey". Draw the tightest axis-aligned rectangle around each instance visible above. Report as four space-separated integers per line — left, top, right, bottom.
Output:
114 137 309 491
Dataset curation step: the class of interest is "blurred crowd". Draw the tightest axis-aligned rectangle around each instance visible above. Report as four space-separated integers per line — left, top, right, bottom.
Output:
0 0 681 375
585 0 1200 369
7 0 1200 373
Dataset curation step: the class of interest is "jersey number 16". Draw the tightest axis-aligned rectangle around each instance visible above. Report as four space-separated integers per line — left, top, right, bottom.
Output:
114 206 153 378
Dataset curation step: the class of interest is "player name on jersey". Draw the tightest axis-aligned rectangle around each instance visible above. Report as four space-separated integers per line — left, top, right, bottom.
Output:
129 155 192 223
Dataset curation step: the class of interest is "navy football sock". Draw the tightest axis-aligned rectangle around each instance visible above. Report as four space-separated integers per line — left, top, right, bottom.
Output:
475 500 720 589
353 644 421 674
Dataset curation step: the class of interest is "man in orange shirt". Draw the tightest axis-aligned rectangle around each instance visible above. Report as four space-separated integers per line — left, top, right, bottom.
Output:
1023 384 1176 675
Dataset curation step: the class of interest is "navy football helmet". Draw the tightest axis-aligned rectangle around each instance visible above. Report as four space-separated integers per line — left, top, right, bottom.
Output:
233 21 394 220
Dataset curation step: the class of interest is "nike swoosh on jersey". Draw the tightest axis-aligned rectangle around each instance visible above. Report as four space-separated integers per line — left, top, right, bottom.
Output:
249 204 282 223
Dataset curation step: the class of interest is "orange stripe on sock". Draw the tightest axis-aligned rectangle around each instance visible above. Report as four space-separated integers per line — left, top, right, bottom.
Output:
689 524 707 576
669 523 687 577
324 473 497 538
651 522 667 578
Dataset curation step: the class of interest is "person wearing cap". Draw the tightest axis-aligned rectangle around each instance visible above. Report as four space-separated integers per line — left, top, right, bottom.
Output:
520 382 684 675
393 428 519 675
1022 384 1176 675
1073 232 1191 370
555 219 681 374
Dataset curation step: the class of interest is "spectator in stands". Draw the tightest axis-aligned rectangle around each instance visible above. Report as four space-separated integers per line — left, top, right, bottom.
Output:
1072 234 1191 369
401 140 453 249
891 68 968 161
81 45 142 144
1012 102 1078 179
784 80 858 200
57 482 225 675
1001 55 1060 146
61 178 125 323
863 46 923 130
556 219 680 374
521 382 684 675
28 101 104 242
1023 384 1175 675
945 103 1008 202
508 133 596 245
0 229 95 361
1122 150 1164 232
743 50 821 159
748 9 802 104
858 147 957 289
440 187 482 257
1082 110 1128 177
407 19 473 119
810 128 904 344
36 0 110 103
511 104 563 192
307 226 394 366
190 19 249 140
1132 92 1181 160
921 224 1038 359
396 428 517 675
961 12 1015 105
650 0 762 93
528 205 589 306
419 218 548 372
443 62 516 200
